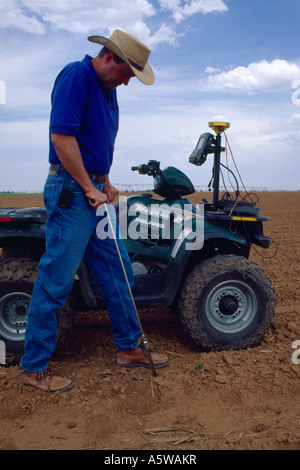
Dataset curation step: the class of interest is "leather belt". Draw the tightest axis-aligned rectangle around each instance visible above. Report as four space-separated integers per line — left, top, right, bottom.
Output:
49 164 106 184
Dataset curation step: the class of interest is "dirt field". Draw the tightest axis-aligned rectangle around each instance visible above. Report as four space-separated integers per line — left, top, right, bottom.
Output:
0 191 299 451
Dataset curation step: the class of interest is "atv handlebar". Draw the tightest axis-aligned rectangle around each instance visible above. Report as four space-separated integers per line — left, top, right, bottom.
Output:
131 160 161 177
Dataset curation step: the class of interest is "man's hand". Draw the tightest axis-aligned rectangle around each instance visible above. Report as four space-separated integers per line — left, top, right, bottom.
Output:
103 179 119 203
85 186 108 208
50 134 112 208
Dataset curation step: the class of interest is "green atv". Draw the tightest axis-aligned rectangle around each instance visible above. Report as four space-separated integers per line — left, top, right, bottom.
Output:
0 120 275 365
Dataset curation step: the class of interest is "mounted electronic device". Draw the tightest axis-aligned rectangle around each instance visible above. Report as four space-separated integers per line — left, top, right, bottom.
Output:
189 132 216 166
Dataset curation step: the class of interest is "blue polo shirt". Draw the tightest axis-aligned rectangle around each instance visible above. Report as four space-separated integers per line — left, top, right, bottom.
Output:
49 55 119 175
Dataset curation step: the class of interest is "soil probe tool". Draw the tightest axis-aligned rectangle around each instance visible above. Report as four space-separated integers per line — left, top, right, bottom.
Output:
103 202 157 377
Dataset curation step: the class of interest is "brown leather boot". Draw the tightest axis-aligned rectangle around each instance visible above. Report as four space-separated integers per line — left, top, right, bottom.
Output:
21 368 74 392
117 341 170 369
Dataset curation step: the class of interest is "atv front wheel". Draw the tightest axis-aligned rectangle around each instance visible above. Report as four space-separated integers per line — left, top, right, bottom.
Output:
178 255 275 351
0 258 75 365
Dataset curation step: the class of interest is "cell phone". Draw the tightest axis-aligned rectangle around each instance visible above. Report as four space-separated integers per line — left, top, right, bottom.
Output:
58 186 74 208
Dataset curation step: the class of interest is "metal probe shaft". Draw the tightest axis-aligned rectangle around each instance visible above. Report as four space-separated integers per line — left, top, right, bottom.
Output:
104 203 157 377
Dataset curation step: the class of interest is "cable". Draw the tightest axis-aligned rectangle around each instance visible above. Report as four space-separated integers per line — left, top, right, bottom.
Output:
224 137 237 193
220 163 239 193
219 132 278 259
224 131 248 194
236 210 279 259
223 132 261 207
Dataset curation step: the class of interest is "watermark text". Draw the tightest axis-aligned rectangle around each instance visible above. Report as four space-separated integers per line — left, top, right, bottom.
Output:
0 80 6 104
96 199 204 254
291 340 300 365
292 80 300 105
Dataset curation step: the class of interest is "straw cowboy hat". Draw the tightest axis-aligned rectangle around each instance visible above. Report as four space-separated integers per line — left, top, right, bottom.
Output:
88 29 155 86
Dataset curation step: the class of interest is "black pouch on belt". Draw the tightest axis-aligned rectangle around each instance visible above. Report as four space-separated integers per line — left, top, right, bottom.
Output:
58 186 74 208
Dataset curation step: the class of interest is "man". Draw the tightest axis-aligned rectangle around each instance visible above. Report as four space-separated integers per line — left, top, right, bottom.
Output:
20 29 170 392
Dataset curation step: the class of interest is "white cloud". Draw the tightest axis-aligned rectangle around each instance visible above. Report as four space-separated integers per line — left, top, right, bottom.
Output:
0 0 46 34
201 59 300 93
204 66 221 74
0 0 228 48
146 23 181 47
27 0 156 35
159 0 228 23
0 0 156 36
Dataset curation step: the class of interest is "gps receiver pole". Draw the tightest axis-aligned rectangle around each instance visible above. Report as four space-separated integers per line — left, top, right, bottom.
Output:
208 118 231 212
103 202 157 378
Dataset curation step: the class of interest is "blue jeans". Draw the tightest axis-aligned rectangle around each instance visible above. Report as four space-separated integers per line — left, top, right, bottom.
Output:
20 169 141 372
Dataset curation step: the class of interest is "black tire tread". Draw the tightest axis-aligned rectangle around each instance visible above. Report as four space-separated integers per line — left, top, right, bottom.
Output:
0 258 75 365
178 254 276 351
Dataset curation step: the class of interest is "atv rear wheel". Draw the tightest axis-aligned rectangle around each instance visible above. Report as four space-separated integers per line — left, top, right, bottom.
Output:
178 255 275 351
0 258 75 365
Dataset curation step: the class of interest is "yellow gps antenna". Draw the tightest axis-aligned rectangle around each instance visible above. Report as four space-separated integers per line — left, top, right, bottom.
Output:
209 115 231 134
208 116 231 211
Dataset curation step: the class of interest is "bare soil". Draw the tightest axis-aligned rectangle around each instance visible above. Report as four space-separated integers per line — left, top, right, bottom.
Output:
0 191 299 451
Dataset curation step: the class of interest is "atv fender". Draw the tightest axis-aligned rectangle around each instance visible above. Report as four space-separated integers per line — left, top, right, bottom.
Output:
203 220 247 246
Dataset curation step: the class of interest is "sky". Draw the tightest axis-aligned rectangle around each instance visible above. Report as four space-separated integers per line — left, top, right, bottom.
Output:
0 0 300 193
